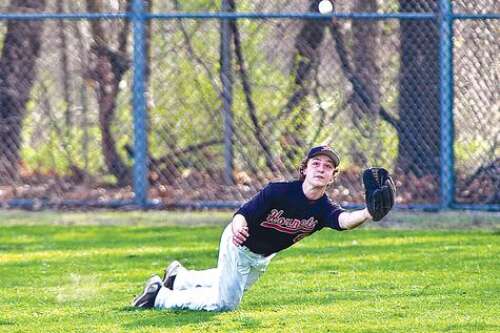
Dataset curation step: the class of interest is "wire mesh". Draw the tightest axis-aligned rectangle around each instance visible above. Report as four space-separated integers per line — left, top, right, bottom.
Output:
0 0 497 210
453 18 499 205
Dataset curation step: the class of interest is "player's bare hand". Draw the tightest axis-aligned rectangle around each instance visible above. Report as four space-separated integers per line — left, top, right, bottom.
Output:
232 225 249 246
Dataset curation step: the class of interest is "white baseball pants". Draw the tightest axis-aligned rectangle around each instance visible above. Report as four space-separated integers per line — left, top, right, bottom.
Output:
154 224 275 311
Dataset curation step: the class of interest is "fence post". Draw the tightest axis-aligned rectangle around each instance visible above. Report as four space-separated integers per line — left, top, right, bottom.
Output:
132 0 148 207
439 0 455 209
220 0 234 185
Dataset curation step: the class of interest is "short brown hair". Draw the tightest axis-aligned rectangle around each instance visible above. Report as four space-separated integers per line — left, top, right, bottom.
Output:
298 158 308 181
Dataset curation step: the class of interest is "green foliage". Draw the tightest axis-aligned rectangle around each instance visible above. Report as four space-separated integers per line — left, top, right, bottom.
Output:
0 211 498 333
21 110 107 175
454 138 494 170
149 22 222 158
13 9 494 183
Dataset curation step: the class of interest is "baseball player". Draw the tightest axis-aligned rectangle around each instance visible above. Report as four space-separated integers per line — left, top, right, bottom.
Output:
132 145 395 311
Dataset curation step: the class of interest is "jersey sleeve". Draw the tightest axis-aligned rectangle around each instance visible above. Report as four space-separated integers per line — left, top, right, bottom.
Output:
234 183 275 224
323 201 346 231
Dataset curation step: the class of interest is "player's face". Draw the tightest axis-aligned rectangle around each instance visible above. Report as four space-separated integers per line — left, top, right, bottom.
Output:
303 155 336 187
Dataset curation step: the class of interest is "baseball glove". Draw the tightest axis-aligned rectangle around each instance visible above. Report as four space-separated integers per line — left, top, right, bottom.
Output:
363 167 396 221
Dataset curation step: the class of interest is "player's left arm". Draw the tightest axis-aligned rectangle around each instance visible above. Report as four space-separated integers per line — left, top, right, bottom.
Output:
338 208 372 230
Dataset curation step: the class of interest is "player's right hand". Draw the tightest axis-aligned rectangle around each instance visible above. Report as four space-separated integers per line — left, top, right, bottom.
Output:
231 222 249 246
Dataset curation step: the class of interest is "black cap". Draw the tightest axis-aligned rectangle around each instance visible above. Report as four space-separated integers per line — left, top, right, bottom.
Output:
306 145 340 167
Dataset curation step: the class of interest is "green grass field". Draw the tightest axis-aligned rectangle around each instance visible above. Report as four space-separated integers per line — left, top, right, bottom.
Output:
0 210 499 333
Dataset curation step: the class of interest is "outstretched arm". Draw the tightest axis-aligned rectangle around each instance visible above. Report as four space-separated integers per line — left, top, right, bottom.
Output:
338 208 372 230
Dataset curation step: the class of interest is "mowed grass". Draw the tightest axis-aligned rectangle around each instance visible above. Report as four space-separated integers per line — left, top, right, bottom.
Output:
0 210 499 333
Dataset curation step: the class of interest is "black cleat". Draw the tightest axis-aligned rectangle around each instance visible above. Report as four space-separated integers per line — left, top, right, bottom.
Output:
131 275 162 308
162 260 182 289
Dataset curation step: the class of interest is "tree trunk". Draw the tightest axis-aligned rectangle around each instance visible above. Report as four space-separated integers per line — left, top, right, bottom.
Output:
397 0 440 177
351 0 380 165
352 0 380 120
86 0 132 185
0 0 47 182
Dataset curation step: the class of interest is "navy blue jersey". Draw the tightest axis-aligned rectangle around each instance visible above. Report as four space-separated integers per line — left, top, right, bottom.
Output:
235 181 346 256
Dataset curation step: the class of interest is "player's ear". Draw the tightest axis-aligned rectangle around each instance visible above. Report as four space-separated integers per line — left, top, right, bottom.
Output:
299 166 306 180
328 168 339 184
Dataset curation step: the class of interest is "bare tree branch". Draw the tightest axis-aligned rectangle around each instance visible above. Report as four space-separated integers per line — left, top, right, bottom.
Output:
228 0 277 172
173 0 221 97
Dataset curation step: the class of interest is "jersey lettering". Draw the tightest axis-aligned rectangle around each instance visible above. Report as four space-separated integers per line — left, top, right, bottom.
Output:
260 209 318 234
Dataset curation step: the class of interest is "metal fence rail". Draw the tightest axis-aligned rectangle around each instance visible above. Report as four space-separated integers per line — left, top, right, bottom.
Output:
0 0 497 211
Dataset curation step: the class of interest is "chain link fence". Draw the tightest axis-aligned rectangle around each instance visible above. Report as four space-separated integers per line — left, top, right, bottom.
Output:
0 0 497 210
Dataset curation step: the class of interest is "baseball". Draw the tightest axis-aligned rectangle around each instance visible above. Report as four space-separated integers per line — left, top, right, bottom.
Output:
318 0 333 14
